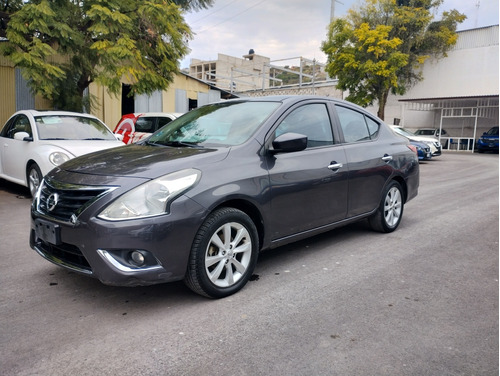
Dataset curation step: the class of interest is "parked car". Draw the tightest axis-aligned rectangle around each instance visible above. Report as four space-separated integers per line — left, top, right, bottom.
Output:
477 126 499 153
114 112 183 144
0 110 124 197
410 141 432 161
414 127 449 148
30 96 419 298
390 125 442 156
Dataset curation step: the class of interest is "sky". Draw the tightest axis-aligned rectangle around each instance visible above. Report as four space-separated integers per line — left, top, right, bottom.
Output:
180 0 499 69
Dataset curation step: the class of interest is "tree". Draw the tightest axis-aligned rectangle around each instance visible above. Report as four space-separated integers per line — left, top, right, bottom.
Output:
321 0 465 120
1 0 23 12
0 0 214 112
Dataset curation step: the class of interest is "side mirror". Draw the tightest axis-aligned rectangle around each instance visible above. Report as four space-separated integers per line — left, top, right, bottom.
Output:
270 132 307 154
14 131 32 141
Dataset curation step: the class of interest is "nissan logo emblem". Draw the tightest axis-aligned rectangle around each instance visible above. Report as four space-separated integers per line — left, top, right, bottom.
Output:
47 193 59 212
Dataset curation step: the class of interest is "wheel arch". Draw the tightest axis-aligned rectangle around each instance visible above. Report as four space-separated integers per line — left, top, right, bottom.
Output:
25 159 39 184
391 175 408 203
212 199 265 251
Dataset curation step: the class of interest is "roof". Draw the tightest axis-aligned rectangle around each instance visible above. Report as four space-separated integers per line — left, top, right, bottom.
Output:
398 95 499 108
179 72 239 100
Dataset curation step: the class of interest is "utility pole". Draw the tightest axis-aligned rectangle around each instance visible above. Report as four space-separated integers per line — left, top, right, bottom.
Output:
330 0 344 21
474 0 480 28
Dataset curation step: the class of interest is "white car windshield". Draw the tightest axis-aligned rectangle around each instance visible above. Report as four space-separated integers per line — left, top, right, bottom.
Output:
36 115 116 140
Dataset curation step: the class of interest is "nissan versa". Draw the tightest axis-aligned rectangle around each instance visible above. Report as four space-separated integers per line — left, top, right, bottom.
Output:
30 96 419 298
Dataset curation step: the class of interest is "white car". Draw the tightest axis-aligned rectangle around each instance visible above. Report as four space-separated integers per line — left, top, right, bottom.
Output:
390 125 442 156
0 110 124 196
113 112 183 144
414 127 450 148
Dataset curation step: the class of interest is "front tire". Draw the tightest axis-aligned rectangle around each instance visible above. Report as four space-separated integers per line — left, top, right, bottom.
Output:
369 181 404 233
185 208 259 298
27 163 42 198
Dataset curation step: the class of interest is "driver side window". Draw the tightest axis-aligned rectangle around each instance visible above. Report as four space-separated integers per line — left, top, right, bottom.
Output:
275 103 333 148
6 115 32 139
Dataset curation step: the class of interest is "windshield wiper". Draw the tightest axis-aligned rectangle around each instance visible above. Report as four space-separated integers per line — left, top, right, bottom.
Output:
145 140 204 148
164 141 204 148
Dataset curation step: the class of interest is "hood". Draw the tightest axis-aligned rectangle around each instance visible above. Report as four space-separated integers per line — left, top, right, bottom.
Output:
60 144 229 179
409 135 439 144
39 140 123 157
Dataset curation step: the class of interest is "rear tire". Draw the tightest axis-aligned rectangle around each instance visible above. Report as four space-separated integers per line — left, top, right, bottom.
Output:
184 208 259 298
27 163 42 198
369 181 404 233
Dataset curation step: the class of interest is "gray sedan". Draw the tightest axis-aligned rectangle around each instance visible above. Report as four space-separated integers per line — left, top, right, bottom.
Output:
30 96 419 298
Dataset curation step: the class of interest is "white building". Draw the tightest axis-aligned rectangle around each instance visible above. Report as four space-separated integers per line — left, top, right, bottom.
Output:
376 25 499 150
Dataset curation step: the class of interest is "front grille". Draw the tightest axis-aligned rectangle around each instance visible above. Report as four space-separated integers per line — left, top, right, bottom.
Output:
37 179 111 222
32 232 92 272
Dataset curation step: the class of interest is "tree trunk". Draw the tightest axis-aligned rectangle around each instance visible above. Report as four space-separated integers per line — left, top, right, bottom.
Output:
377 90 389 121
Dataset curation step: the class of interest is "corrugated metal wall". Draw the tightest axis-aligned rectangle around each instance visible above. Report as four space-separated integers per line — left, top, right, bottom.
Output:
0 64 15 126
15 68 35 111
454 25 499 50
135 90 162 112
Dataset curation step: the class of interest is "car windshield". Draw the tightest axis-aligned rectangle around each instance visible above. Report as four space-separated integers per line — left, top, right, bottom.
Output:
416 130 433 135
147 101 281 147
486 127 499 136
35 115 116 140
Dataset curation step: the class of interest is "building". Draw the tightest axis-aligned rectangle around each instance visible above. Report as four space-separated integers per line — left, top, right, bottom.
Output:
374 25 499 151
189 50 271 92
189 52 342 98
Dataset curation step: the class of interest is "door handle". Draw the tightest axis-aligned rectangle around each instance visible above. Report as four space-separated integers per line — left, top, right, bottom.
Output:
328 162 343 171
382 154 393 162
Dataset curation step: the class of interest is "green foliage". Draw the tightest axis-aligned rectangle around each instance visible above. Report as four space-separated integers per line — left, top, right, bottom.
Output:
1 1 23 12
1 0 214 112
173 0 214 11
321 0 465 120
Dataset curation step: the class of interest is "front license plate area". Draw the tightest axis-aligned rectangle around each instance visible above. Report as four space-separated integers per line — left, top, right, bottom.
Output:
35 219 61 245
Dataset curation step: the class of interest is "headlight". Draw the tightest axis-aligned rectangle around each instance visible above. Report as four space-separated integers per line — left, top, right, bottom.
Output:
49 151 70 166
98 169 201 221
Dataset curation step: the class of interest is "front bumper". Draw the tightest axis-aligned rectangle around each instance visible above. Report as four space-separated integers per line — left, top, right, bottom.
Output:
30 194 206 287
477 139 499 151
431 145 442 156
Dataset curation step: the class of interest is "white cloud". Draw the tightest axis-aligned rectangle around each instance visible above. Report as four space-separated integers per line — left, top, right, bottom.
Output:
181 0 499 69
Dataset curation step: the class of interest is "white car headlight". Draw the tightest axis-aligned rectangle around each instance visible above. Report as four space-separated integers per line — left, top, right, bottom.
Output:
98 169 201 221
49 151 70 166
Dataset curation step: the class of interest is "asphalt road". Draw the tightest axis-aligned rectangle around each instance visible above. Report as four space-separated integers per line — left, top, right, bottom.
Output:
1 152 498 376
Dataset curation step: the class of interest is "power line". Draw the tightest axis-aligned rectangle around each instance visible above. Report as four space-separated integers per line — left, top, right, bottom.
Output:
190 0 243 25
194 0 268 33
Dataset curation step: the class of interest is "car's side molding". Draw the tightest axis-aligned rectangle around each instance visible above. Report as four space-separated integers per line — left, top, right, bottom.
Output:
267 211 377 250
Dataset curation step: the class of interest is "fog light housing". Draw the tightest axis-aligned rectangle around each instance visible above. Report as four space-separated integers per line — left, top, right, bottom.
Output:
130 250 146 266
97 249 161 272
